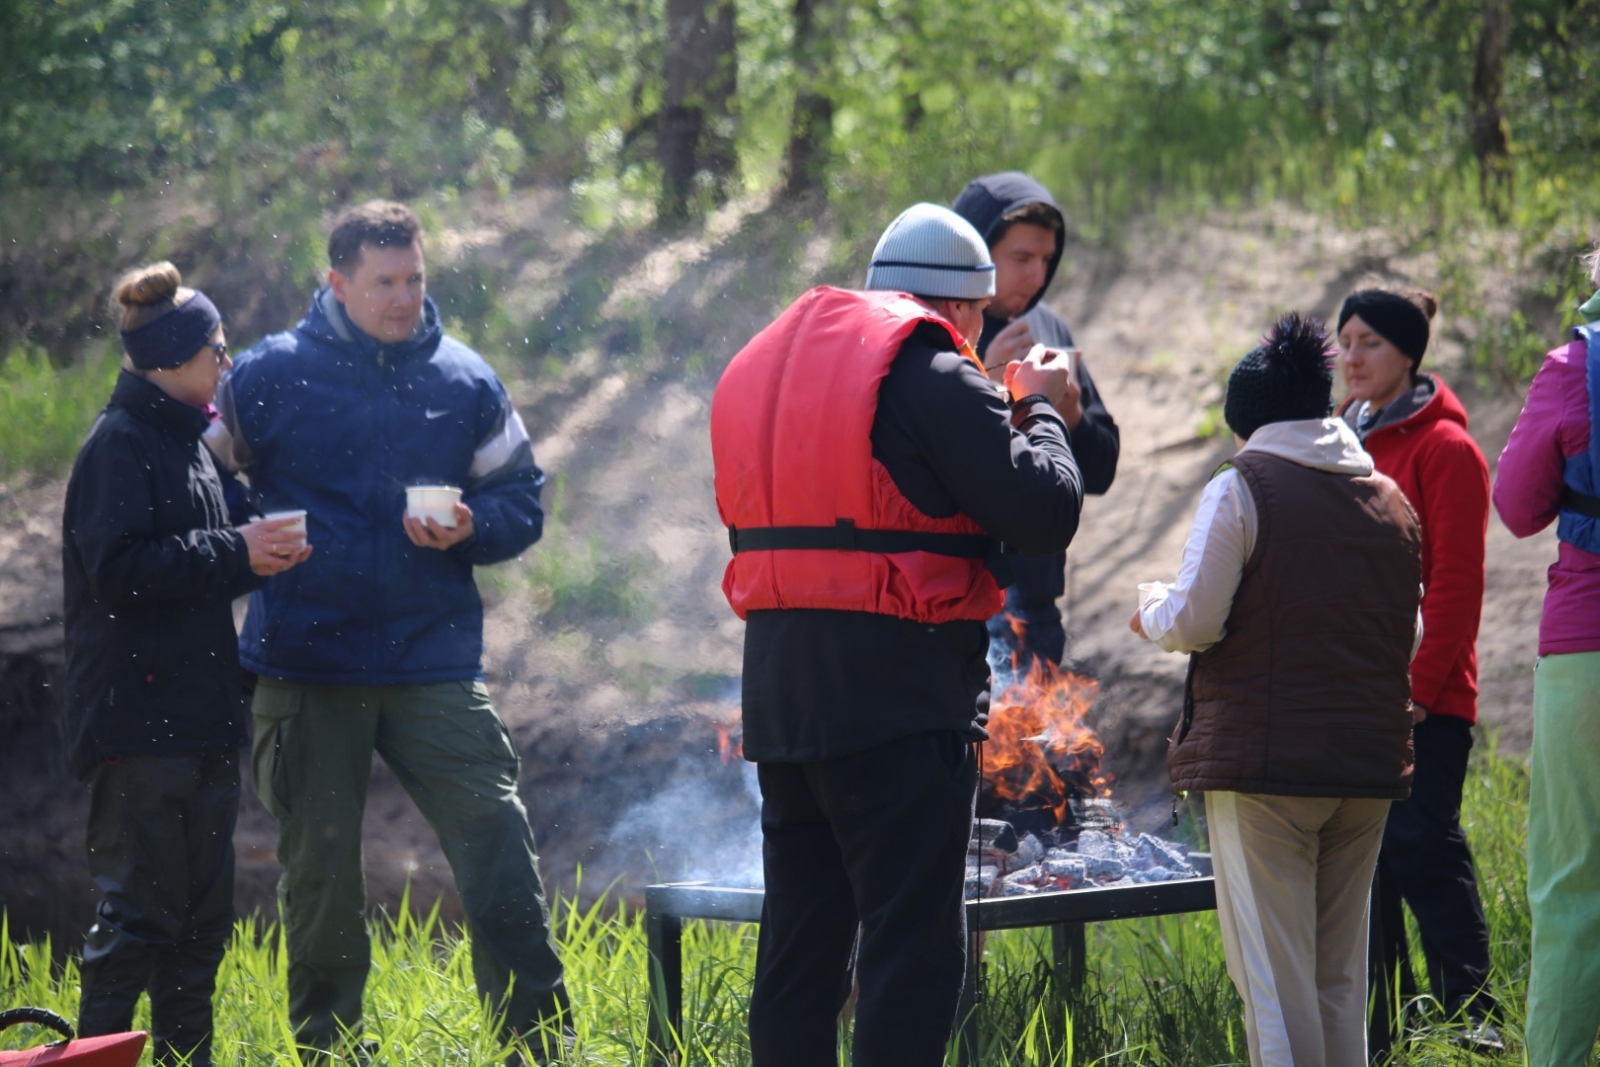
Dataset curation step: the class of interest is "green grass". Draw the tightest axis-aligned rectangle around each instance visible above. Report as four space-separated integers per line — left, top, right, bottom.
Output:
0 347 120 482
0 741 1551 1065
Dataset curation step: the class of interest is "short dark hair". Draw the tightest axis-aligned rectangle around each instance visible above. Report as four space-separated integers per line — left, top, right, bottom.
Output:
990 201 1063 248
328 200 423 272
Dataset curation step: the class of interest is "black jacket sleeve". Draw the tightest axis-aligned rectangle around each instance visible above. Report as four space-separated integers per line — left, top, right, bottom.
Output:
1069 357 1120 496
68 430 254 609
870 327 1083 554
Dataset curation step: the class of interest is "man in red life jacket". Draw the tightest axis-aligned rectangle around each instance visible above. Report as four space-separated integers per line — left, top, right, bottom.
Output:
711 203 1085 1066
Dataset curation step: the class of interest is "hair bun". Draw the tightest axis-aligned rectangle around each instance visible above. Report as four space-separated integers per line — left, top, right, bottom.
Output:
1403 288 1438 321
114 261 183 308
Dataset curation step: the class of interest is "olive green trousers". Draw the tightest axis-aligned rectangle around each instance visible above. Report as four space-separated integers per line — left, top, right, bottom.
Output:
252 679 568 1050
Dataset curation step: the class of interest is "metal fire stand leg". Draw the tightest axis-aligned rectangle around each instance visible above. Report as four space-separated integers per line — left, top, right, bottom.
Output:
1052 922 1087 992
646 911 683 1066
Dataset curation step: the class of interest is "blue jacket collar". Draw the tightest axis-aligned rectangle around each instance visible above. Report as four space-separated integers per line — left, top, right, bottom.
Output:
299 285 444 361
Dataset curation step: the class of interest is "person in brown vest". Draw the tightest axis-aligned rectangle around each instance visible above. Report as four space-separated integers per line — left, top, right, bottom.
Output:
1131 313 1422 1067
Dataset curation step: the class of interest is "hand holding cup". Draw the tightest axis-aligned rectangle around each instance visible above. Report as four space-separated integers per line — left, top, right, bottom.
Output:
1005 343 1074 407
983 319 1036 379
242 511 314 576
403 485 475 550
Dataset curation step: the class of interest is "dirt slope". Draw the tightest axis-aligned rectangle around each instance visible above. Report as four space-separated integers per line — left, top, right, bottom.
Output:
0 193 1553 939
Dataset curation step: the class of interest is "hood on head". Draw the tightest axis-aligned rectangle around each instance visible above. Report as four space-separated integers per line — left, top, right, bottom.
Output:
951 171 1065 316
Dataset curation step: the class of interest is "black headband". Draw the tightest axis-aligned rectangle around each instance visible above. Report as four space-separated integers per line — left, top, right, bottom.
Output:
120 290 221 371
1337 290 1430 365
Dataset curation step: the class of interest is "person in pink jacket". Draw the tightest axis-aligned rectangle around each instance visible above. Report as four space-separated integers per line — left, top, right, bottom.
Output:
1492 249 1600 1067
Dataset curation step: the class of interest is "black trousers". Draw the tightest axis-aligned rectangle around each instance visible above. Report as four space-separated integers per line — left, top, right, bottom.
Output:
77 750 240 1067
1370 715 1497 1026
749 731 977 1067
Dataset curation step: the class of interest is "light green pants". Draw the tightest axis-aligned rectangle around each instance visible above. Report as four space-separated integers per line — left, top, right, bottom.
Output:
1527 652 1600 1067
252 679 568 1050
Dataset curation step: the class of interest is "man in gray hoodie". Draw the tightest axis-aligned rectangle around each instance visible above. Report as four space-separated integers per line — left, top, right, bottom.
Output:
951 172 1120 676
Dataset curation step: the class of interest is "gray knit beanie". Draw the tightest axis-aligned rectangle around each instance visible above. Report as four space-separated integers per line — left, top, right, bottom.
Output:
864 203 995 300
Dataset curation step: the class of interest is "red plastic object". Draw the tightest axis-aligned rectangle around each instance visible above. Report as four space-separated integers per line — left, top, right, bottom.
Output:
0 1032 146 1067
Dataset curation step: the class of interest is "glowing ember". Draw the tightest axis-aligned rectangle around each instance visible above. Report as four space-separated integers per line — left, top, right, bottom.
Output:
982 655 1110 827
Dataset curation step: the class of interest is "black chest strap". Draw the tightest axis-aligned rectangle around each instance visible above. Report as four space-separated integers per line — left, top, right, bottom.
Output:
728 518 992 558
1562 487 1600 520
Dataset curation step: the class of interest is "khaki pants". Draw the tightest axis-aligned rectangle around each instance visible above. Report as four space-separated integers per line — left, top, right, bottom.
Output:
1206 792 1390 1067
252 679 567 1050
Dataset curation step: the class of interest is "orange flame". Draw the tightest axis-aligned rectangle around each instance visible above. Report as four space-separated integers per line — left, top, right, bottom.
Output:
715 721 743 765
983 651 1110 826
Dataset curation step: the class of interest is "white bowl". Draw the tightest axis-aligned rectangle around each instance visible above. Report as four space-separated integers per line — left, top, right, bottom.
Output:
406 485 461 528
261 509 308 545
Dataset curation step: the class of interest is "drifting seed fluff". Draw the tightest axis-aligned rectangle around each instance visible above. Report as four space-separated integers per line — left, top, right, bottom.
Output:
1222 312 1336 441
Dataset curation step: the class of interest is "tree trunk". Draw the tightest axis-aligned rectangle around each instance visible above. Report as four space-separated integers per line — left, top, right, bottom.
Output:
781 0 834 201
535 0 569 117
659 0 738 223
1469 0 1514 220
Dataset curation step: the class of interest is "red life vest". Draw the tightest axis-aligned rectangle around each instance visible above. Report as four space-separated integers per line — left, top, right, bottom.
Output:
711 286 1004 624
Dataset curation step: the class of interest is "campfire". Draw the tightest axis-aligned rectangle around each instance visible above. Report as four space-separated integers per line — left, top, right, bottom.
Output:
693 642 1204 899
967 654 1202 900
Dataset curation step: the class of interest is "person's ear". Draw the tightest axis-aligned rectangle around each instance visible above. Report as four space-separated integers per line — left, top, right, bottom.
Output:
328 269 347 303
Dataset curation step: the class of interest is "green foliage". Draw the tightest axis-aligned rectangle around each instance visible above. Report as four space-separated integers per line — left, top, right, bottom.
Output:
480 475 653 628
0 741 1551 1064
3 0 1600 385
526 536 651 628
0 349 120 482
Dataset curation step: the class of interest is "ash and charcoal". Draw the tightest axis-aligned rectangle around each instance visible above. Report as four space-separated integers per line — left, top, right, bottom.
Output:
965 801 1204 900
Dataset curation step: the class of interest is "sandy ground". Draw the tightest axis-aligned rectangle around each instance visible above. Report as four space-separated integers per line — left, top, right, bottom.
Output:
0 193 1556 939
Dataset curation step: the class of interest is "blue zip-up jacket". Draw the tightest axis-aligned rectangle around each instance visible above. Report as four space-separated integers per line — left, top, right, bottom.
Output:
210 288 544 684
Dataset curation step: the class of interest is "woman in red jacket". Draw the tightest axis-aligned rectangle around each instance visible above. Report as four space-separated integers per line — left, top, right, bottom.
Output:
1335 287 1500 1049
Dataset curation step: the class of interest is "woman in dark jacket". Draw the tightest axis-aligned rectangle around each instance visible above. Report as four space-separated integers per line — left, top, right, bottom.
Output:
62 261 310 1067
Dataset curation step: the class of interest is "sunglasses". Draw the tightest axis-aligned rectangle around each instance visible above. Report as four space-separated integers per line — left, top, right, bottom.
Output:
202 340 230 361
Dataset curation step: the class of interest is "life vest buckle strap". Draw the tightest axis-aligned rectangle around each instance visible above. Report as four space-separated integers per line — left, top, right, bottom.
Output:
726 522 993 558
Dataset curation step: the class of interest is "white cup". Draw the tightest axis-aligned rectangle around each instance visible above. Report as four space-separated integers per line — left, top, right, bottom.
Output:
1026 343 1077 377
1138 580 1167 603
406 485 461 528
261 509 308 547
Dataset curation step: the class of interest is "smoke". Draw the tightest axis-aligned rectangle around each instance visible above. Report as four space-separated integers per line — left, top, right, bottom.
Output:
604 742 764 889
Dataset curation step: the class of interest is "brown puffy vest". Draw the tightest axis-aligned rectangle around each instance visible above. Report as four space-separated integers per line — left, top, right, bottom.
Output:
1168 450 1421 799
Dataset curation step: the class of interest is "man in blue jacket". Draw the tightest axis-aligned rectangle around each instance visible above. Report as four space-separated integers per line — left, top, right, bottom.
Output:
209 201 568 1059
952 173 1121 677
